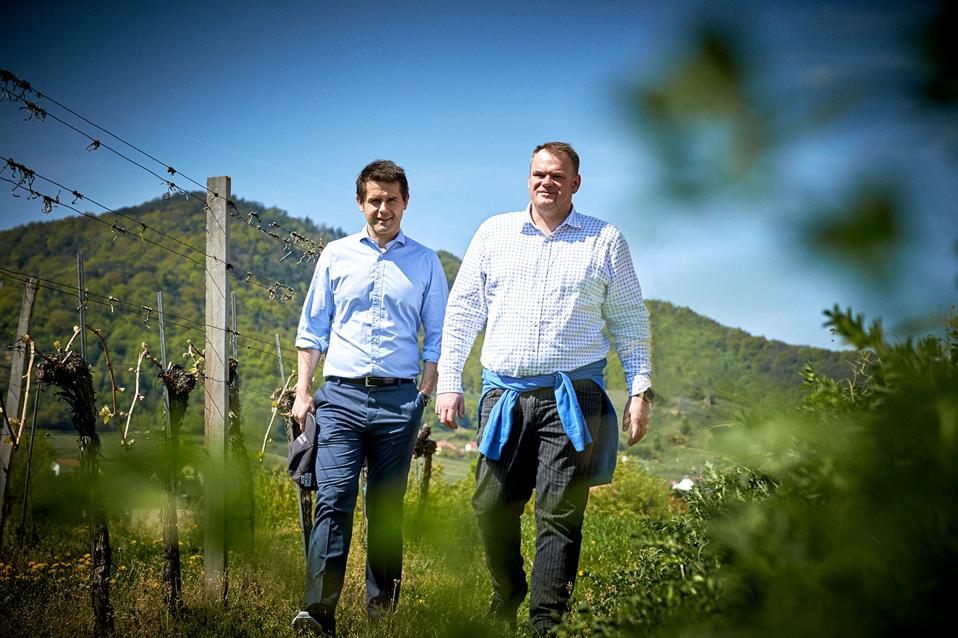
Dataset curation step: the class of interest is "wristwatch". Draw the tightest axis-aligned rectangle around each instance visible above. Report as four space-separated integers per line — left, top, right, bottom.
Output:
638 387 655 404
418 391 432 408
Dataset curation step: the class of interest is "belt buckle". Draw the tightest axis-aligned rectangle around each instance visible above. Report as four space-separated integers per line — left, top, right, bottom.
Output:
364 377 381 387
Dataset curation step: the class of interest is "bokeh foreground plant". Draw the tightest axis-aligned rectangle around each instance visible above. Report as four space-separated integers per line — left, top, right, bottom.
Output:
590 308 957 637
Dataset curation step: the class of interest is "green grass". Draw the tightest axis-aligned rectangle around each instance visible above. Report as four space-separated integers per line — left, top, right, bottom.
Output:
0 456 698 637
0 393 764 637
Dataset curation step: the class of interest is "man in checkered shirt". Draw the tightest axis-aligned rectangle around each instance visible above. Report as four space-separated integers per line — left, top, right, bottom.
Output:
436 141 653 635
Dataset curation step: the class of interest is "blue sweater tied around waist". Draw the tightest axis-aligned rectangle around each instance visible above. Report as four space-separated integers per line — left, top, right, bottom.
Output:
477 359 619 486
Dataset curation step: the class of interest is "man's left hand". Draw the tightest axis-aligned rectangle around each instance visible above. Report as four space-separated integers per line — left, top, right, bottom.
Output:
435 392 463 430
622 395 651 446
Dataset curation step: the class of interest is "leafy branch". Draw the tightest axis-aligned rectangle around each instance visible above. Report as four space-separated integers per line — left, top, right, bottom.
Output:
88 324 124 426
182 339 204 378
259 372 295 460
823 304 884 350
120 343 149 448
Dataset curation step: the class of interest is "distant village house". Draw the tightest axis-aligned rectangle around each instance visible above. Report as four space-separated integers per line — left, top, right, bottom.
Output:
50 458 80 476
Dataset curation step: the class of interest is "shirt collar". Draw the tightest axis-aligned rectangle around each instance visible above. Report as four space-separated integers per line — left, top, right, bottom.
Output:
521 204 582 233
356 227 407 249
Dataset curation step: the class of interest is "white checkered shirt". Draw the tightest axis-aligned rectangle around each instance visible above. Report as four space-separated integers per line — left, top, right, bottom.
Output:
437 205 652 395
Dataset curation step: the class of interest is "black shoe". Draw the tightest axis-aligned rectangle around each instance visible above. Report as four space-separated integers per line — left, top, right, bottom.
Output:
291 611 336 637
489 582 527 632
367 594 397 622
489 601 518 630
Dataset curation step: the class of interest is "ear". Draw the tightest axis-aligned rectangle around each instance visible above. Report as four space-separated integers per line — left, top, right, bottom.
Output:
571 173 581 194
356 194 365 211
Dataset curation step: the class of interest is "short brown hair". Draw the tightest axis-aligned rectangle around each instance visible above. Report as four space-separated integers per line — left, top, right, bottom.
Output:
356 160 409 203
532 142 580 175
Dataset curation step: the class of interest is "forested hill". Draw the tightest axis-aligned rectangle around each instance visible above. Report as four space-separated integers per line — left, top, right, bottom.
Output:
0 197 845 432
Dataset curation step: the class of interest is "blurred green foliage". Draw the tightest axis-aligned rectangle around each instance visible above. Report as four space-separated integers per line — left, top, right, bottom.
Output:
695 309 958 636
0 458 703 637
546 308 956 637
915 1 958 105
632 26 770 198
629 6 957 293
807 187 903 283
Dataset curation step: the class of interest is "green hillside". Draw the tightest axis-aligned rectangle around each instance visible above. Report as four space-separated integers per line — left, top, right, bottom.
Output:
0 198 846 470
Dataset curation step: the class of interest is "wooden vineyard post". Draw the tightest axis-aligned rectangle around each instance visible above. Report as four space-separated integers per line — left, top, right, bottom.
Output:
0 276 37 550
204 177 230 603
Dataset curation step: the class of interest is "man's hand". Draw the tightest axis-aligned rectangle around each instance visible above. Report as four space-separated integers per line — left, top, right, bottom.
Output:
292 348 322 427
436 392 463 430
292 389 315 427
622 395 651 446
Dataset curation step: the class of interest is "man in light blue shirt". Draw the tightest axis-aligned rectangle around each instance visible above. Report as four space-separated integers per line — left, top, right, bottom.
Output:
291 160 448 636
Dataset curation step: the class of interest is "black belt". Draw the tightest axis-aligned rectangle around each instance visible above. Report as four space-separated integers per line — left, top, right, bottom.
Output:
327 376 415 388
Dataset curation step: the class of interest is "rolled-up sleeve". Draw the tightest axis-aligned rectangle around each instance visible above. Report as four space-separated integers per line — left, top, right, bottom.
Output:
295 250 333 352
420 253 449 363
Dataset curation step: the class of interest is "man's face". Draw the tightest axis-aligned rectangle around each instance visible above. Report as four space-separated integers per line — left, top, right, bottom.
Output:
357 180 407 246
528 150 580 215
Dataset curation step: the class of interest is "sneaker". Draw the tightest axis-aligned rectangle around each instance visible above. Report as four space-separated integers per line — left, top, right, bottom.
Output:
291 610 335 637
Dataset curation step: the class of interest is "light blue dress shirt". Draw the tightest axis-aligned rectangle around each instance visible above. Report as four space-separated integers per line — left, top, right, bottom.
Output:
295 228 448 380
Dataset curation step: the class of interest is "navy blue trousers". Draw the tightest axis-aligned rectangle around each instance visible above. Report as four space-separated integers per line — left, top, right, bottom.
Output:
305 379 424 622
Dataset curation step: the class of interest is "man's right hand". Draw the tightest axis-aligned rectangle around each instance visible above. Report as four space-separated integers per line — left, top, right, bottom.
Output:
436 392 463 430
291 389 315 427
292 348 322 427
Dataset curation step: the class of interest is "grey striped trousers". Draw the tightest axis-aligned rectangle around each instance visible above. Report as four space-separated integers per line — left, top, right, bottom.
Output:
473 380 603 635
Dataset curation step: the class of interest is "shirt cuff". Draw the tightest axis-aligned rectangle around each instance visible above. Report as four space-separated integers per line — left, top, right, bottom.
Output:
294 334 328 352
628 374 652 396
436 374 463 395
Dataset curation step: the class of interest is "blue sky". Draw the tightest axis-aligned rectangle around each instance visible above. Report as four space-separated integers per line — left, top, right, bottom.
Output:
1 0 954 349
